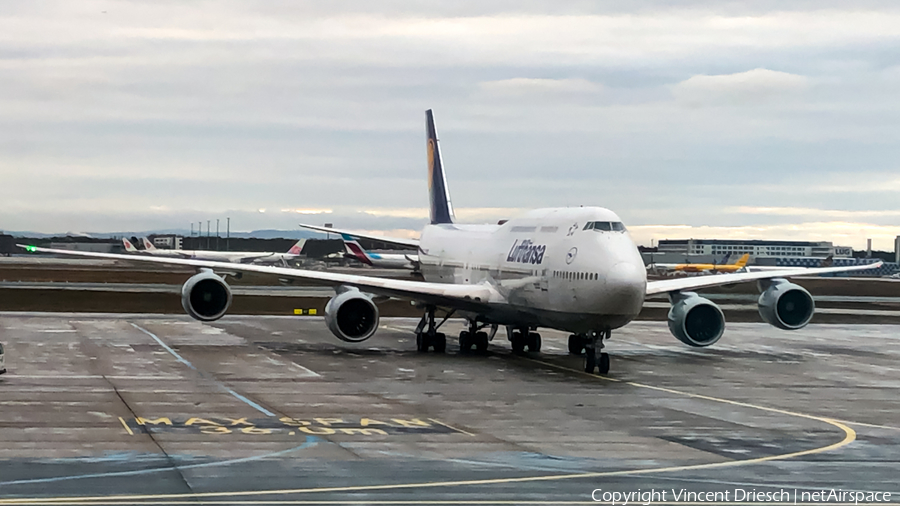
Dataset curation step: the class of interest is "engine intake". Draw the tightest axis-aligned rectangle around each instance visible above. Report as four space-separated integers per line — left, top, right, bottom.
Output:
758 279 814 330
667 292 725 347
325 286 379 343
181 270 232 321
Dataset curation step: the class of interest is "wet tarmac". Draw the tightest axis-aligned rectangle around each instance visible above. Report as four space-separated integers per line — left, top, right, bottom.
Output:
0 314 898 504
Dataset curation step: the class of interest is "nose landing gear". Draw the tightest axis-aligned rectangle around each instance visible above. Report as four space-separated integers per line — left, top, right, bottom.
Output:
583 329 611 375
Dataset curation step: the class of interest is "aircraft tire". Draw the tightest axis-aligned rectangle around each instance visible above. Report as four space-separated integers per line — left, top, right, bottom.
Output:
458 331 472 352
567 335 584 355
433 333 447 353
510 332 526 353
416 333 429 353
526 332 541 353
584 352 597 374
474 331 489 352
598 353 610 375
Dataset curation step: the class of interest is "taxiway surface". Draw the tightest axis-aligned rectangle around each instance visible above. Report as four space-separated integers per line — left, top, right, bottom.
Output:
0 314 898 504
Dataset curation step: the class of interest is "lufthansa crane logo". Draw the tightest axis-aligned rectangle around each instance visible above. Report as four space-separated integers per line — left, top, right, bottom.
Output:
566 247 577 264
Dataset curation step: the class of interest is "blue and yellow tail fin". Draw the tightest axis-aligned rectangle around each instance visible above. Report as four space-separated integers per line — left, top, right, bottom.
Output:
426 109 454 225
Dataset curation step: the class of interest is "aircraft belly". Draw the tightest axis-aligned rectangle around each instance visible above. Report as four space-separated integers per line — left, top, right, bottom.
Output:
477 303 637 333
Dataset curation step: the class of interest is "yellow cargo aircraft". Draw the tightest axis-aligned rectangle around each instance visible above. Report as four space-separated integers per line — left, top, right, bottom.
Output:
651 253 750 274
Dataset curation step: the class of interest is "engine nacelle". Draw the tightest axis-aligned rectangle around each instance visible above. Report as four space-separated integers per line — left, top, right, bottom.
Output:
758 279 814 330
324 286 379 343
667 292 725 347
181 270 232 322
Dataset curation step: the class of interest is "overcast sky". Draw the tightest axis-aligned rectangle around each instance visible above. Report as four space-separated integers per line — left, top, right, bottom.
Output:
2 1 900 248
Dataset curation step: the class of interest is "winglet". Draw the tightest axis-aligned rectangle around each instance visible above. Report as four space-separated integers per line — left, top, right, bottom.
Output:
122 238 138 252
426 109 454 225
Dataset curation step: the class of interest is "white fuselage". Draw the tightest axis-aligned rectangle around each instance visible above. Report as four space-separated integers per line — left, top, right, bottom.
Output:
365 252 417 269
138 249 276 264
417 207 647 334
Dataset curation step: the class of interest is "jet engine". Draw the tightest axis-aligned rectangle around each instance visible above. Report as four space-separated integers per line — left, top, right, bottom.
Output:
181 270 232 322
758 279 814 330
324 286 379 342
667 292 725 347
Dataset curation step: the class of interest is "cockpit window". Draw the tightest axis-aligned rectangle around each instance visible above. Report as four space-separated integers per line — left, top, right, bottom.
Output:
583 221 626 232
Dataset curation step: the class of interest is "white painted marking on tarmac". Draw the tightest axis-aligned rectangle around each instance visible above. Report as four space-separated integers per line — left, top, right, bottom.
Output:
291 362 321 377
0 437 320 487
129 322 276 417
39 329 76 333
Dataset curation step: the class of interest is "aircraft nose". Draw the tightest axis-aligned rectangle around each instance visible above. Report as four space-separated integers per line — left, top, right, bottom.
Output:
603 261 646 314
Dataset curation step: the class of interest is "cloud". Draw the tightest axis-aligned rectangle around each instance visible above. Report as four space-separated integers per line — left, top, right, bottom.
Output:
726 206 900 219
280 208 333 215
362 207 526 221
479 78 602 95
3 3 900 236
672 68 809 107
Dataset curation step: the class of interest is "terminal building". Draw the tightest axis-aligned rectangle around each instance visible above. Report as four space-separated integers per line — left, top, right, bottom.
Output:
657 239 853 258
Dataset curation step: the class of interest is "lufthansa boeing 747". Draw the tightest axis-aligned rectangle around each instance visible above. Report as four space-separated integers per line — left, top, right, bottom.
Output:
21 110 881 374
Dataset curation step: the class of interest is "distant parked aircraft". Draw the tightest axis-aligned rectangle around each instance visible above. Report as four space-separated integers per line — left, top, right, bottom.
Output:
650 253 750 274
339 234 418 270
123 237 305 265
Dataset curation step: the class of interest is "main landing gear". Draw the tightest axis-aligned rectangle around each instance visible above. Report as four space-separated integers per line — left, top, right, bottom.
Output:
459 321 495 353
581 329 611 375
508 327 541 353
414 306 447 353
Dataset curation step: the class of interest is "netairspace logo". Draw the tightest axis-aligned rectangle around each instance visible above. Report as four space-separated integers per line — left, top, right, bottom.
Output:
590 488 893 505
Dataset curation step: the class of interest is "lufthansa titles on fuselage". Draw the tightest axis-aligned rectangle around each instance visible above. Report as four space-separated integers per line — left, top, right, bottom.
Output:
507 239 546 265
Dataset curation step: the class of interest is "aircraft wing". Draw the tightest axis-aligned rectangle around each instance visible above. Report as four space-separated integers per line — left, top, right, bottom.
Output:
18 245 498 311
298 223 420 249
646 262 883 296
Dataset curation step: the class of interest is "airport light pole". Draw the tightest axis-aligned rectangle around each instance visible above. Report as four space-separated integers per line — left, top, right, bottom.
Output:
226 217 230 251
207 220 211 250
216 219 220 251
